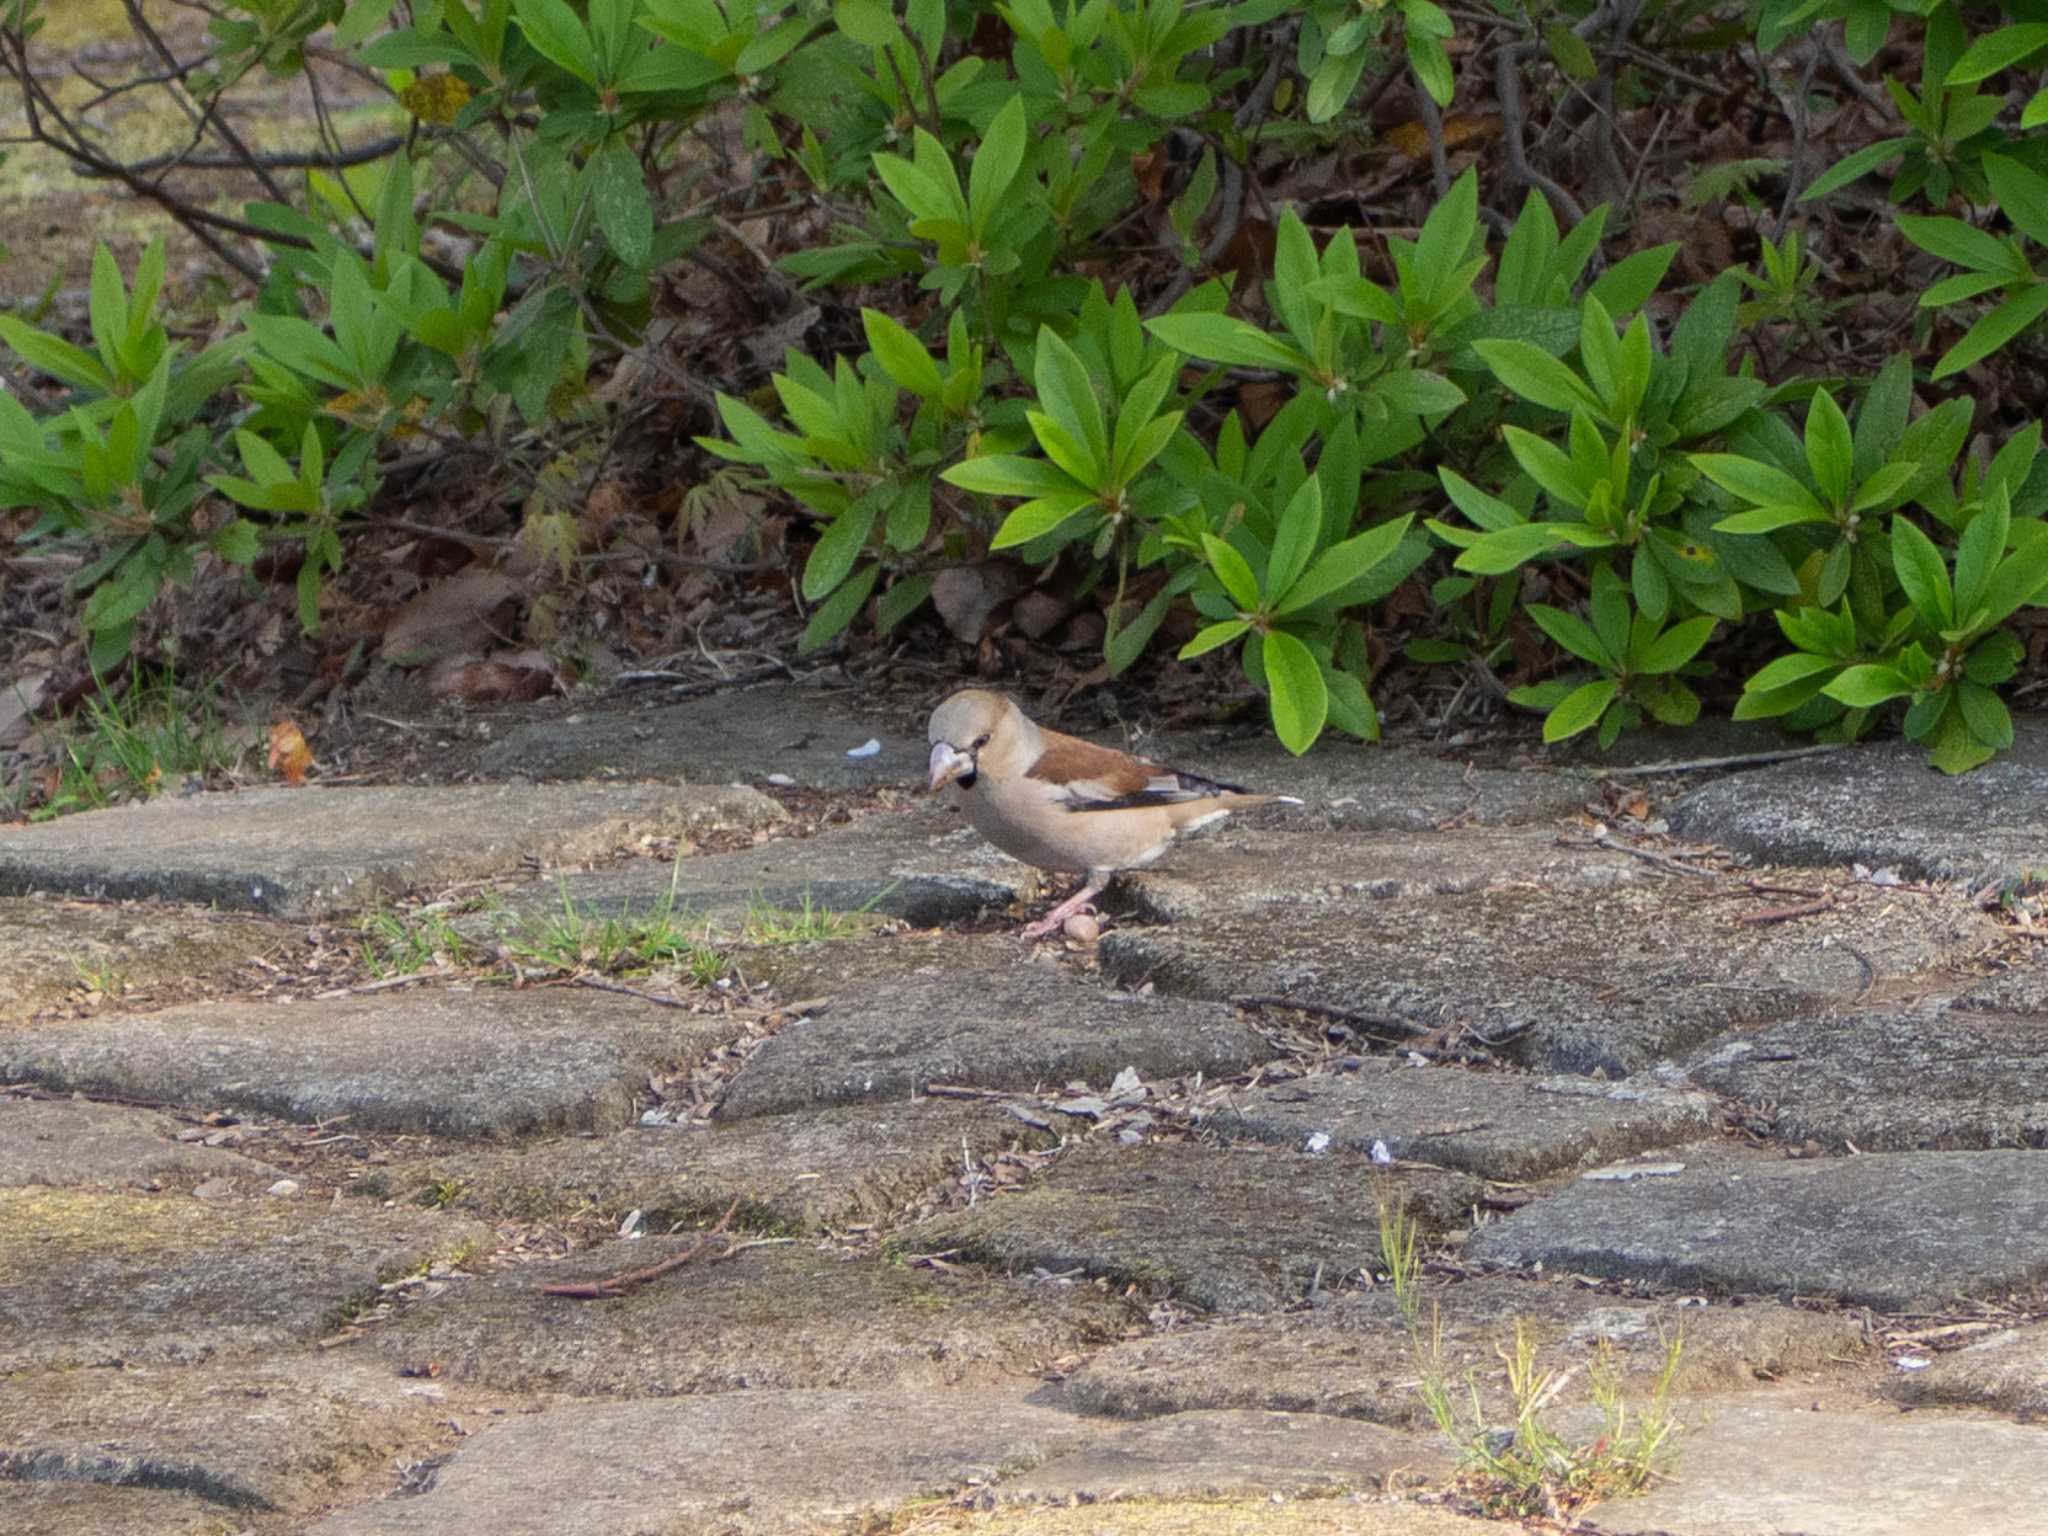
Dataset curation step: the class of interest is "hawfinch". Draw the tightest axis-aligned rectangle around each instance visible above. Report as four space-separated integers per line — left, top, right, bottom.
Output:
926 688 1301 939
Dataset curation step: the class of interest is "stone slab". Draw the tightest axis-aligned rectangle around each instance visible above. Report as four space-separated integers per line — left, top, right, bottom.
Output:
878 1503 1508 1536
1465 1144 2048 1309
904 1139 1484 1314
1056 1273 1866 1429
476 682 925 789
1888 1321 2048 1417
718 940 1267 1119
0 896 290 1027
0 1095 282 1188
1960 958 2048 1016
307 1389 1098 1535
0 783 786 918
0 1483 230 1536
0 1354 468 1518
1687 1005 2048 1150
1101 876 1990 1077
1 988 734 1137
1207 1063 1719 1181
1583 1390 2048 1535
479 801 1040 933
0 1186 486 1370
406 1100 1053 1234
1665 723 2048 891
1113 823 1659 927
1002 1410 1451 1500
375 1238 1124 1397
1137 728 1589 831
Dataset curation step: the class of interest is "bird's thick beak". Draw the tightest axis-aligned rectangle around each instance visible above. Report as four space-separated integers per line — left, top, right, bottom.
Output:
928 741 972 792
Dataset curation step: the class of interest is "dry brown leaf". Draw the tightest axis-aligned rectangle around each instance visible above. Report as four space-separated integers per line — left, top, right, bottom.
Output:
931 564 1022 643
430 650 562 703
379 569 520 667
267 720 315 785
0 669 52 750
1383 113 1503 161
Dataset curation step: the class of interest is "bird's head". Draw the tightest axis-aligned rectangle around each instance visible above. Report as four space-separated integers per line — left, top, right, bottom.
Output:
927 688 1014 792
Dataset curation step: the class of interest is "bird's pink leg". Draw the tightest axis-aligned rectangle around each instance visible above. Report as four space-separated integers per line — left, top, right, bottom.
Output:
1021 877 1106 939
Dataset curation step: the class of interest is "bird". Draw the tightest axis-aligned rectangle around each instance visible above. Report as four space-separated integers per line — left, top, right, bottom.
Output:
926 688 1302 939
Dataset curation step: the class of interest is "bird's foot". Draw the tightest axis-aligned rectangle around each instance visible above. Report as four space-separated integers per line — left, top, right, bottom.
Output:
1021 886 1103 940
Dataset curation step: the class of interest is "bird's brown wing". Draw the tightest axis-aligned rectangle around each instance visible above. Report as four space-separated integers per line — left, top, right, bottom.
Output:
1027 729 1251 811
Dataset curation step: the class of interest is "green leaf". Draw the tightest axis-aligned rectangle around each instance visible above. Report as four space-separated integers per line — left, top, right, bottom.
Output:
942 453 1081 498
1110 354 1180 481
1452 522 1580 574
1278 514 1415 613
513 0 599 83
1958 679 2014 748
1800 138 1910 202
591 139 653 267
1412 168 1478 305
1543 20 1597 79
1541 678 1619 742
1982 533 2048 623
1033 326 1108 482
1823 664 1916 707
1405 30 1454 108
1504 424 1592 511
875 573 933 634
989 492 1098 549
0 316 114 392
863 310 944 398
969 94 1028 232
1179 618 1251 659
1267 477 1322 602
1369 369 1466 416
1105 589 1174 677
1932 285 2048 379
1744 651 1843 692
1474 340 1603 416
1260 628 1328 754
799 562 881 654
1528 603 1614 669
1635 615 1717 674
1145 312 1311 372
833 0 903 48
1804 388 1853 507
1586 244 1679 316
1985 155 2048 248
1589 563 1629 664
1890 514 1953 628
1896 215 2017 274
1201 533 1261 611
1692 453 1823 514
802 499 878 602
1305 275 1402 324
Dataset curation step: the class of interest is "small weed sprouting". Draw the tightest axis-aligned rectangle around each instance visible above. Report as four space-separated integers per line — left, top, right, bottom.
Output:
359 906 472 978
70 955 126 998
1376 1186 1685 1519
32 666 234 821
503 861 725 981
739 885 891 945
416 1178 468 1209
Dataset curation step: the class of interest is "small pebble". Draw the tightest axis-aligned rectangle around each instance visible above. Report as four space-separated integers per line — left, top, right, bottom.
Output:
267 1179 301 1198
1062 912 1100 944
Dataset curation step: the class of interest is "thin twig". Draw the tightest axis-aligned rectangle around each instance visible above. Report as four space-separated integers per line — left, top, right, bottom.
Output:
573 974 693 1010
1735 895 1835 925
1581 831 1723 878
539 1195 744 1298
1233 994 1429 1039
1596 742 1851 776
